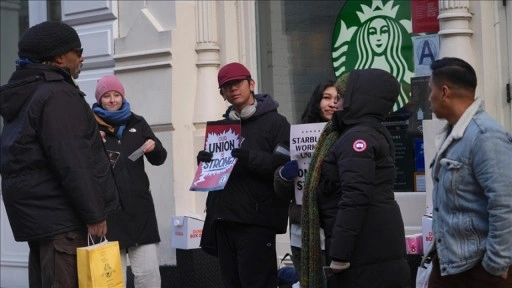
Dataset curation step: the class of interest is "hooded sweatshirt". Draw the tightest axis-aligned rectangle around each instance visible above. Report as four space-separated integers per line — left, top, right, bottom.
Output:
200 93 290 254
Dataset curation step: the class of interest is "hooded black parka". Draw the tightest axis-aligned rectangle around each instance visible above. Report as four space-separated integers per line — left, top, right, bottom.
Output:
319 69 410 287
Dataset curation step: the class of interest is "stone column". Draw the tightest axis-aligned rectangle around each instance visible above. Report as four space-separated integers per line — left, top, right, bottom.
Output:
423 1 474 214
437 0 474 65
193 0 225 124
192 1 227 212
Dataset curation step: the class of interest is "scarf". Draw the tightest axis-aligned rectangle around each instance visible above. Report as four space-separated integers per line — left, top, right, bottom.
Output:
16 57 39 67
92 101 132 139
301 121 340 288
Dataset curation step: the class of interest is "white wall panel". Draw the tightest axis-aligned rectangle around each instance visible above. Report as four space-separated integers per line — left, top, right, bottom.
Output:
61 0 116 25
1 199 29 288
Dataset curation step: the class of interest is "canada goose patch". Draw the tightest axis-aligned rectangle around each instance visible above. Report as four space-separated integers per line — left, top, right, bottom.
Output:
353 139 367 152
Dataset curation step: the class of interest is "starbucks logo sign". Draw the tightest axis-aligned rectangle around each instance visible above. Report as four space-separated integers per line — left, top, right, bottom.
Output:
332 0 413 112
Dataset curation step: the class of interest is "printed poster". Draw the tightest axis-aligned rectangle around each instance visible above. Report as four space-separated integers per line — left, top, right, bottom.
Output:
411 0 440 34
190 120 241 192
290 122 327 205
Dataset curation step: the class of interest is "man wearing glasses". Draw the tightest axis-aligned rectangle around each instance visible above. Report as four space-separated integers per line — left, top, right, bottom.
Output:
197 62 291 287
0 21 119 287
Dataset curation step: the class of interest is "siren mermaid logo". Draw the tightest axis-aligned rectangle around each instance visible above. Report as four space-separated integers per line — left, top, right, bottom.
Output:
332 0 413 112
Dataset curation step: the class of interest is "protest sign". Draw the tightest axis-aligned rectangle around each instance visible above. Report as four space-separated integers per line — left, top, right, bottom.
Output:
290 122 326 204
190 120 241 191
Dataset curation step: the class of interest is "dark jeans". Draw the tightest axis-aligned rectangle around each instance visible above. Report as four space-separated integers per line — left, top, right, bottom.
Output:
290 246 302 279
429 254 512 288
28 230 87 288
216 221 277 288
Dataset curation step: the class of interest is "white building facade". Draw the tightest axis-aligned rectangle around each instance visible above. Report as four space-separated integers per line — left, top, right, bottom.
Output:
1 1 511 287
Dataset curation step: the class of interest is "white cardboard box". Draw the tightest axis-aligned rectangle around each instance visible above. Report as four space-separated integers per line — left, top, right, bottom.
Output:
422 214 434 255
171 216 204 250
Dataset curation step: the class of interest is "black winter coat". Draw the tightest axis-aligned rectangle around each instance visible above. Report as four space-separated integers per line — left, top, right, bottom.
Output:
319 69 410 287
201 94 290 255
96 112 167 249
0 64 119 241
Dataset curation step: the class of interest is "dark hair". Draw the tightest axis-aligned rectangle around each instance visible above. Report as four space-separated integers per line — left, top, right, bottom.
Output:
430 57 477 91
301 80 337 124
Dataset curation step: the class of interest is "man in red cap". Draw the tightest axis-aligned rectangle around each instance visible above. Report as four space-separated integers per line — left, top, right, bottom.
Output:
197 62 291 287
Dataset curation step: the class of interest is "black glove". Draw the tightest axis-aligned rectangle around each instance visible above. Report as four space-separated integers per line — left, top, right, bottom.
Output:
197 150 213 165
231 148 250 164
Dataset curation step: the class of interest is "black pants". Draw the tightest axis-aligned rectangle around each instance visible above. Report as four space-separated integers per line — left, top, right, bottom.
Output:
28 230 87 288
216 221 278 288
429 254 512 288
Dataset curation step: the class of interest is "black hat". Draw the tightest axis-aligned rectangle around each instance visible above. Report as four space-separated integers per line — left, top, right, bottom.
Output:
18 21 81 61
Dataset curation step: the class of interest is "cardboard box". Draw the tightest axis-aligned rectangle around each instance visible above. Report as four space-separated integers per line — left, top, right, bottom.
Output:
171 216 204 250
422 214 434 255
405 233 423 254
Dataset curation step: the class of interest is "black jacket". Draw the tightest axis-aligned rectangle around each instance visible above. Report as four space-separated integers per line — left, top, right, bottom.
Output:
320 69 410 287
201 94 290 254
96 112 167 249
0 64 119 241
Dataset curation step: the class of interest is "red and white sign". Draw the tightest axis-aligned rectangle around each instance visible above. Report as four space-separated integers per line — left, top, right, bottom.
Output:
190 120 241 192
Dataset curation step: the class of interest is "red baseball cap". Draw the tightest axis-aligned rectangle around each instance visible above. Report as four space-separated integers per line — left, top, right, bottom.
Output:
217 62 251 88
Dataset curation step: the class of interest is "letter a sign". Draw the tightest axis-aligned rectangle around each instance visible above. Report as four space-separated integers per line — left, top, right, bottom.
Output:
412 34 439 77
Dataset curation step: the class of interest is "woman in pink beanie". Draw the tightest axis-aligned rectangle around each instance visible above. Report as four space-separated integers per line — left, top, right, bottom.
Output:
93 75 167 288
95 75 125 104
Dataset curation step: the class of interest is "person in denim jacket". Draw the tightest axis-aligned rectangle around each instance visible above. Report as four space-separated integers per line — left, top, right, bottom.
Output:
428 57 512 288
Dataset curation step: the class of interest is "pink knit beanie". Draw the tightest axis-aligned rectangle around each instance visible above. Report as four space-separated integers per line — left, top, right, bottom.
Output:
95 75 125 103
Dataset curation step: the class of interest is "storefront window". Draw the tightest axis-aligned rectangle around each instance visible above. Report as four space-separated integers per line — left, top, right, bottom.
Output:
256 1 345 122
0 0 29 131
0 0 61 131
256 0 436 192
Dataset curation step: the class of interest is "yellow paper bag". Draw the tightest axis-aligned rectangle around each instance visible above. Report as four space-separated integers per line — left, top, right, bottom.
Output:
77 236 124 288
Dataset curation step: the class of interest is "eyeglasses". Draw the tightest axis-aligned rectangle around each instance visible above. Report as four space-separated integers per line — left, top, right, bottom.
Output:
73 48 84 57
221 77 251 90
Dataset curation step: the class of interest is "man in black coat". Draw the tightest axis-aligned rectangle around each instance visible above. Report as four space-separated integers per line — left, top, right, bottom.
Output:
0 21 119 287
197 62 290 288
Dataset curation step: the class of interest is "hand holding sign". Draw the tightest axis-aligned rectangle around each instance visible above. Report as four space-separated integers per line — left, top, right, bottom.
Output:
190 120 241 191
196 150 213 165
280 160 299 181
231 148 249 165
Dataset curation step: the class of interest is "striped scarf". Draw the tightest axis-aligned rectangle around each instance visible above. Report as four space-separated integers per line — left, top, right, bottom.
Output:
300 121 339 288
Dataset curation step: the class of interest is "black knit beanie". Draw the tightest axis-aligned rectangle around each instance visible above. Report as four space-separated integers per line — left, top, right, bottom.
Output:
18 21 81 61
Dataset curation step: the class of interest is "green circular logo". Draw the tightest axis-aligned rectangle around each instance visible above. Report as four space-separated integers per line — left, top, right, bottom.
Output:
332 0 413 112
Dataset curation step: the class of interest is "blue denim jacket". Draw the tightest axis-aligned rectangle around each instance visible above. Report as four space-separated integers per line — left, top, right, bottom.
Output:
431 99 512 277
